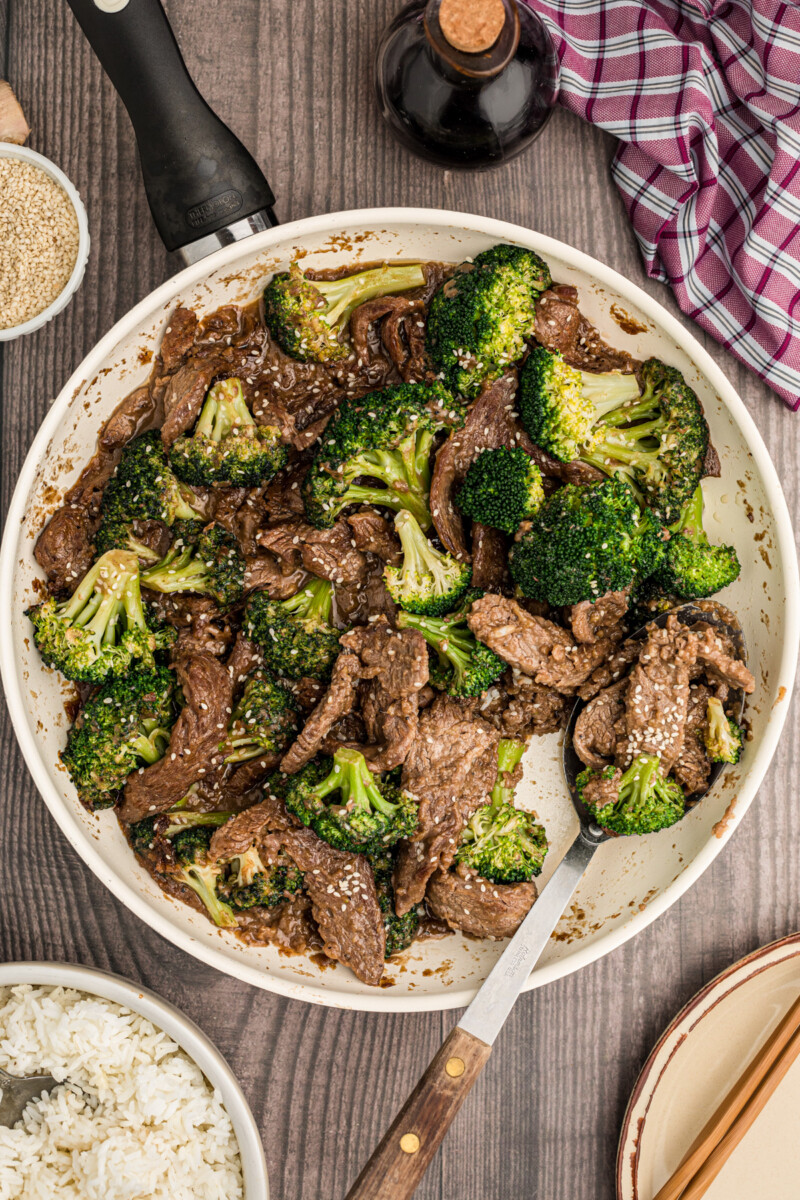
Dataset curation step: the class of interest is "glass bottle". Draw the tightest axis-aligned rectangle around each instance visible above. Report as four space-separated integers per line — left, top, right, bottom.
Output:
374 0 558 169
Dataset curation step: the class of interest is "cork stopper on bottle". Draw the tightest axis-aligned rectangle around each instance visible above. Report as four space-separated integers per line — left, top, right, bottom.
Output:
438 0 506 54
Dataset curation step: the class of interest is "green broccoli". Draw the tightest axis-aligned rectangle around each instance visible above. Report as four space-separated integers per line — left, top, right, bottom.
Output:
216 845 305 911
370 852 421 958
280 747 418 854
61 665 176 811
169 377 288 487
454 738 547 884
626 576 680 633
383 510 472 616
28 550 174 683
455 447 545 534
703 696 743 765
302 381 463 530
263 261 427 362
223 671 299 763
95 431 205 556
396 595 505 698
140 525 245 609
129 809 234 856
520 350 709 524
243 577 340 681
169 825 238 928
655 485 741 599
577 754 685 836
426 244 552 398
509 478 665 606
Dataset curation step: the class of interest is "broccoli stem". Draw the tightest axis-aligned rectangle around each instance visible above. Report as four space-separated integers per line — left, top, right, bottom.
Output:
314 263 426 328
282 577 334 624
578 370 641 418
179 863 238 928
397 610 473 683
312 748 397 817
671 483 705 540
62 551 144 649
164 810 233 838
618 754 661 818
140 546 210 595
195 378 254 441
342 482 432 530
394 510 456 594
128 726 172 764
491 739 526 808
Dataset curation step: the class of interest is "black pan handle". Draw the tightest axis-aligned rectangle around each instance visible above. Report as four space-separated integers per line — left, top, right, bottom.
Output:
66 0 277 256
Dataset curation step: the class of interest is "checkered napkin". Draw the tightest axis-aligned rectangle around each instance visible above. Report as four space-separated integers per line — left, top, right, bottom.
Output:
528 0 800 409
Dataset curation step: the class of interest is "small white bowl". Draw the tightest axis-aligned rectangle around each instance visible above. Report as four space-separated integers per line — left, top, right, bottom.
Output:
0 143 90 341
0 961 269 1198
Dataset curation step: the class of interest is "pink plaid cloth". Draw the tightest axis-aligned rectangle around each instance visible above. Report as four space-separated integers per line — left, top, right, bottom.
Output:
528 0 800 409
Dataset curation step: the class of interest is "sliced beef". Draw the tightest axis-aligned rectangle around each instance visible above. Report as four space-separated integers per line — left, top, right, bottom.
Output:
573 679 626 768
280 827 386 986
301 522 368 585
350 295 425 381
280 649 361 774
346 510 402 565
467 593 623 694
34 507 98 595
393 696 500 915
426 863 537 939
577 637 641 701
343 619 429 771
479 671 569 739
579 767 622 818
119 653 234 822
226 634 264 686
673 683 713 795
292 676 326 711
243 555 309 599
471 523 509 591
143 592 234 659
258 519 305 571
212 487 267 557
567 590 630 645
159 307 198 373
334 554 398 627
235 893 320 955
209 793 293 861
525 441 604 486
160 357 227 448
690 625 755 693
430 372 521 560
615 617 694 773
702 441 721 478
264 463 309 522
534 285 637 373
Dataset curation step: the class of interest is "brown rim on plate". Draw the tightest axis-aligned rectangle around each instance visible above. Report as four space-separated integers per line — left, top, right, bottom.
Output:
616 931 800 1200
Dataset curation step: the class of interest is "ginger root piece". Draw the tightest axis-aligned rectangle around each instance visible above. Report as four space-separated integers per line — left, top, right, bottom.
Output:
0 81 30 145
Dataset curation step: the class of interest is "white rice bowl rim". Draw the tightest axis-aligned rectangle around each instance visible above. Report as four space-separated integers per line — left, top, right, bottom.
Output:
0 962 268 1199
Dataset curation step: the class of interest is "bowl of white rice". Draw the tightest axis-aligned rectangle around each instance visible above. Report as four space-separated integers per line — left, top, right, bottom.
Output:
0 962 268 1199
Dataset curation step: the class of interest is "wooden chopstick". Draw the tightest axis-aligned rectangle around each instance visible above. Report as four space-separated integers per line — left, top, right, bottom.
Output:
653 991 800 1200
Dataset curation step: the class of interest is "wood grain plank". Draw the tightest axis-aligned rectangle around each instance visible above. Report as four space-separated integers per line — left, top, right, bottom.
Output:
1 3 799 1200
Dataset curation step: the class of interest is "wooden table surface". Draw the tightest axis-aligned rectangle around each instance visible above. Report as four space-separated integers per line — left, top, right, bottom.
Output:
1 3 798 1198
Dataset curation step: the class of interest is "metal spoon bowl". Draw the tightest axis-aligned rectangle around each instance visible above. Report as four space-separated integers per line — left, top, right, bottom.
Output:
0 1065 62 1126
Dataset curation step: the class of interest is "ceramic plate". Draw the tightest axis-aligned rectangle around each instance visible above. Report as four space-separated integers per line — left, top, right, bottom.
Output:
618 934 800 1199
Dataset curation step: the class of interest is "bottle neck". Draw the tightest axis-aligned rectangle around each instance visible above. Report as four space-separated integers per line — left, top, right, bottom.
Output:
423 0 520 79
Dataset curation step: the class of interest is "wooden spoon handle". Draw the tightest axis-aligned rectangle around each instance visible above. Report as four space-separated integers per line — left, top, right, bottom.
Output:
344 1025 492 1200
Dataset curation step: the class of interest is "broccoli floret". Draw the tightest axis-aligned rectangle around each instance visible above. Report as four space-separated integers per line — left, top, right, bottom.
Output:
302 381 463 530
95 431 205 556
455 447 545 534
655 485 741 599
577 754 685 836
520 350 709 524
244 578 340 681
129 809 234 856
216 845 304 911
61 665 176 811
509 478 665 606
28 550 174 683
626 576 680 633
222 671 299 763
455 738 547 884
169 377 288 487
370 852 421 958
396 600 505 698
169 826 237 928
704 696 743 764
140 525 245 609
280 748 419 854
263 261 427 362
426 244 552 398
383 511 472 616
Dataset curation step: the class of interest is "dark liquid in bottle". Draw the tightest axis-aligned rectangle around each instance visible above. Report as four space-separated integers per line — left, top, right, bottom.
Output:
375 0 557 169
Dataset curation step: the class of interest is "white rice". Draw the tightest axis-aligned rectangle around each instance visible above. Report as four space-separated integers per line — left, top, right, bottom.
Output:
0 985 244 1200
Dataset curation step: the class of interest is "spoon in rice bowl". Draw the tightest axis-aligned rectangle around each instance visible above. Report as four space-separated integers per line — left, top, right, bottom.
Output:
0 1065 62 1126
344 603 751 1200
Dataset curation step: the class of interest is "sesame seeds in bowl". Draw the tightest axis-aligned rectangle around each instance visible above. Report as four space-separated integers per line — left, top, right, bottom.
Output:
0 144 90 340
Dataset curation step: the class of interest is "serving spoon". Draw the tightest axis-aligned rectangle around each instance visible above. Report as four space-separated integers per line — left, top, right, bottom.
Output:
0 1066 62 1126
344 604 746 1200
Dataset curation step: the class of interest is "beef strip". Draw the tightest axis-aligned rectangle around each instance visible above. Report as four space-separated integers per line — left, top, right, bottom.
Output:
211 487 267 557
534 285 637 373
342 619 429 771
226 633 264 686
144 592 234 659
430 372 522 560
478 670 569 739
689 625 755 693
567 590 630 645
426 863 537 939
279 649 361 774
572 679 627 768
209 793 293 861
119 653 234 822
235 893 320 955
346 510 402 565
577 637 642 701
672 683 713 795
279 827 386 986
350 295 426 381
243 555 309 599
471 523 509 591
300 522 368 585
159 307 198 373
334 554 398 627
615 616 695 773
467 593 624 694
160 356 228 448
393 696 500 915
